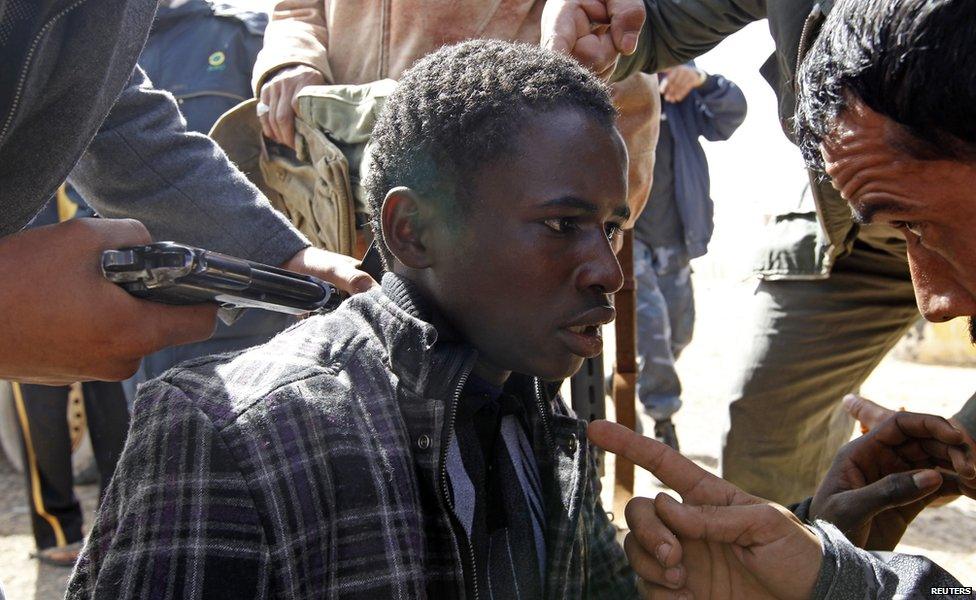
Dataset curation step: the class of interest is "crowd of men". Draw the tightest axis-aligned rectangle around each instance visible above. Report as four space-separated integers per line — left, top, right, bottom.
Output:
1 0 975 598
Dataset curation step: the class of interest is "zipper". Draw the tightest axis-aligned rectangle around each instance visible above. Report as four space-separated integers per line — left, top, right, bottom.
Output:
793 3 824 92
439 363 479 600
0 0 89 147
438 372 554 600
533 379 556 450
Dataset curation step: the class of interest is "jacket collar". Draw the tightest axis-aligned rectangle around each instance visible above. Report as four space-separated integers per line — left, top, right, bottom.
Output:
360 273 591 595
371 272 474 401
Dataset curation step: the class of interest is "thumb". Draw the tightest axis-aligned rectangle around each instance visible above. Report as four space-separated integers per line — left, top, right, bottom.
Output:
837 469 943 516
654 493 793 548
607 0 645 55
325 259 378 295
540 1 578 54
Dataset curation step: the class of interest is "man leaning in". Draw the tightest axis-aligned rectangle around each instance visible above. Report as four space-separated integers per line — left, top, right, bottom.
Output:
542 0 944 505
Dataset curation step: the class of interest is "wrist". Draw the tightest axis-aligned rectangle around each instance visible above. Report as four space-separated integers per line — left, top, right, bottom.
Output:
266 64 323 85
694 67 708 87
951 402 976 444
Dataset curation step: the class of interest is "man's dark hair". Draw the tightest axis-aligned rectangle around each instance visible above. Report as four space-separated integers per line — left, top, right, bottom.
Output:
795 0 976 171
364 39 617 266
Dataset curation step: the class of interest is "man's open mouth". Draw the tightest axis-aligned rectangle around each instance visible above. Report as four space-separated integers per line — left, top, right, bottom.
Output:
557 325 604 357
558 306 615 357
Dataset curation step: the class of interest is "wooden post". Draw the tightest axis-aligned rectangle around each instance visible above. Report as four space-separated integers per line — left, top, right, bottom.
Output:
612 230 638 520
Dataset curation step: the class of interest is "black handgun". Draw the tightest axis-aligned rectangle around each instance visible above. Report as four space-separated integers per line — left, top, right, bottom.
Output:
102 242 341 318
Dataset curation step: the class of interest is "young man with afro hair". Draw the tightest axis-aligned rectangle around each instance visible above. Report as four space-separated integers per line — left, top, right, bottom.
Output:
67 39 640 599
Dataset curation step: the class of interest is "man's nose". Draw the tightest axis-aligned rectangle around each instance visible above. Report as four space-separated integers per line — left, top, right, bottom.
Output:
576 232 625 295
913 285 976 322
907 249 976 322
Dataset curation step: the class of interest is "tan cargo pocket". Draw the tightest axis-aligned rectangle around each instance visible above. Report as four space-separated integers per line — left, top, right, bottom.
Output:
256 120 356 257
298 118 356 257
258 148 318 244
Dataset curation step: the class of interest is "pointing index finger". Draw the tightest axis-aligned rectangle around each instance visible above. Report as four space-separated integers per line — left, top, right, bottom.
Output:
588 420 740 505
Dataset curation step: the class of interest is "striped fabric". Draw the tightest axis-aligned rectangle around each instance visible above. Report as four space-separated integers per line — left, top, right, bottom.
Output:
67 274 636 599
448 383 548 599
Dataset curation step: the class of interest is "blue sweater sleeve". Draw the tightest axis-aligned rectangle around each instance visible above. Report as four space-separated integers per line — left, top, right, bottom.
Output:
810 520 971 599
69 65 309 264
691 73 748 142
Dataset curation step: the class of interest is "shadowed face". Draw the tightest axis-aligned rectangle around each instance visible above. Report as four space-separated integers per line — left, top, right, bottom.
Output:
821 99 976 337
422 107 629 383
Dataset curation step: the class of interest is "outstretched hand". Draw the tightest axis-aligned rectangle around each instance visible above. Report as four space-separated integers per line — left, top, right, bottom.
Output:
813 401 976 550
541 0 645 79
588 420 822 599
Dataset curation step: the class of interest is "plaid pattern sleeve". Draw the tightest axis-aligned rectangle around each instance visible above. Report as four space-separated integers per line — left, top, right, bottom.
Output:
66 379 271 599
583 446 638 599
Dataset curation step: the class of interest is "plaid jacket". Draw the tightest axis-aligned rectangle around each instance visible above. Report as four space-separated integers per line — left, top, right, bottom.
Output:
67 274 636 599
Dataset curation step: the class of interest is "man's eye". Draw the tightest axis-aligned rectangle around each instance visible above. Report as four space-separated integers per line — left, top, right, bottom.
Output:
894 221 924 238
543 218 580 234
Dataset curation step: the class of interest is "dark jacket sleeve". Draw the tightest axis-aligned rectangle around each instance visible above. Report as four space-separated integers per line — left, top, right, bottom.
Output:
954 393 976 442
66 380 271 599
691 74 748 141
614 0 767 80
68 65 309 264
810 521 969 599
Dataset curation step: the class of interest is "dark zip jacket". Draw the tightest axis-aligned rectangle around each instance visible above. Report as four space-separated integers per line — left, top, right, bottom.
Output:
68 273 638 599
635 67 747 259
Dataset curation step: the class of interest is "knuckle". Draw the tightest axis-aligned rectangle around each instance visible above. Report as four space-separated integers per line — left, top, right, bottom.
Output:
623 534 655 579
623 531 640 558
875 477 899 505
120 218 152 243
107 359 141 381
757 503 783 523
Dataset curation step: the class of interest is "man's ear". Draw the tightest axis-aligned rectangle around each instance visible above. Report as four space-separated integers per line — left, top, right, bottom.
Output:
381 187 433 269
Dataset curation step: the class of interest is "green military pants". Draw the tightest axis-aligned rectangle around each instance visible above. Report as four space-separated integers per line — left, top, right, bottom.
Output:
722 236 919 505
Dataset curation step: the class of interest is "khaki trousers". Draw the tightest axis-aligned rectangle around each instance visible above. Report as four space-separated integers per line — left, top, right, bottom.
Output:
722 238 919 504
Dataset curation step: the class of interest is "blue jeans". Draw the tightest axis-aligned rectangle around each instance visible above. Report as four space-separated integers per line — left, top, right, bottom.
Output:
634 239 694 420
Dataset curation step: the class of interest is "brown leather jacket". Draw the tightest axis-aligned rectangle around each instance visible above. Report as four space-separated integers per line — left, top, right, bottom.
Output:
253 0 659 224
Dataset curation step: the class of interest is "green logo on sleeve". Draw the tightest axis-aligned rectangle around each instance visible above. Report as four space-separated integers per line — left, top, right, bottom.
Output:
208 51 226 71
